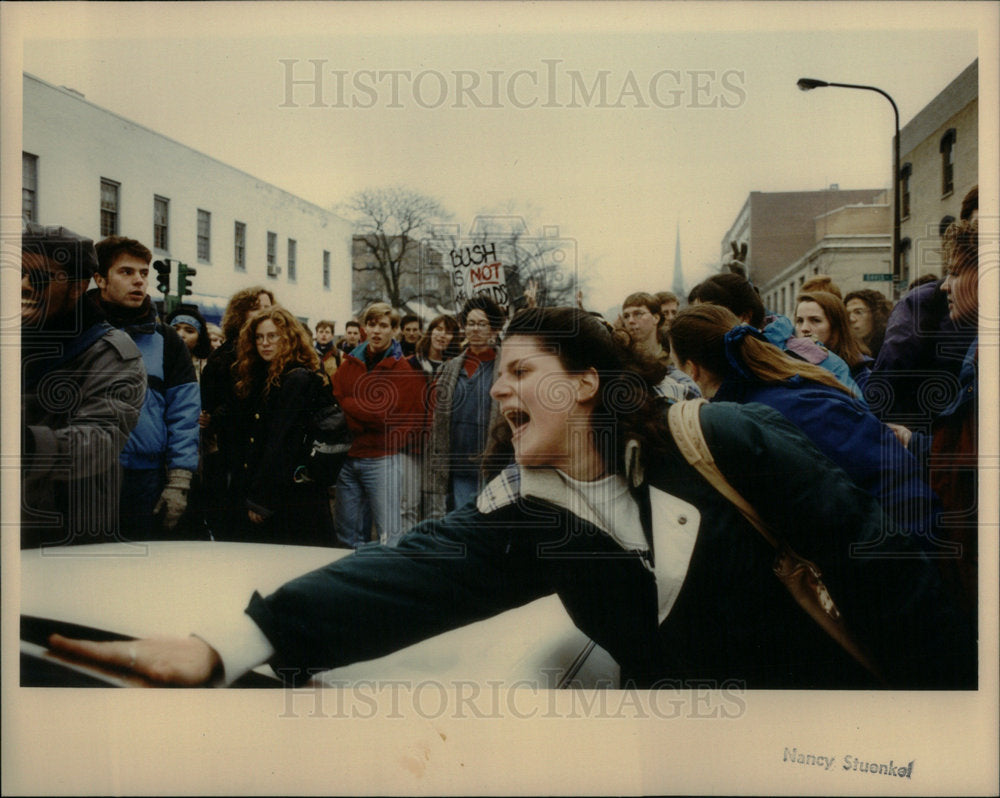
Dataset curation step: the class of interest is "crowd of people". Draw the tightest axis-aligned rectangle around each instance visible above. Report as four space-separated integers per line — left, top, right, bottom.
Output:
24 184 979 688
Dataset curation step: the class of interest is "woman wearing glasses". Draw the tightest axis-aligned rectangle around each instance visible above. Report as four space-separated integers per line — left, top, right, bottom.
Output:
223 305 334 546
423 296 507 519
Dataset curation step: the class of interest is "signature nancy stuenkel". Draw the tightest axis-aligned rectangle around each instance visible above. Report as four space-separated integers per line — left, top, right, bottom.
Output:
783 747 915 779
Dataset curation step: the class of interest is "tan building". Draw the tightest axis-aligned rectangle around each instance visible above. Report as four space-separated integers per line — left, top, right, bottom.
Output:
898 59 978 284
761 198 891 318
720 60 977 314
719 187 886 316
719 187 885 288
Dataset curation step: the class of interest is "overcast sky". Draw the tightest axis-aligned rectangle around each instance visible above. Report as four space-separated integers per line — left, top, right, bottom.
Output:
6 1 995 315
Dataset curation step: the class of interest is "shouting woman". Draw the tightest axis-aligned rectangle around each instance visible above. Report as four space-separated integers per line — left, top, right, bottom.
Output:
49 307 973 689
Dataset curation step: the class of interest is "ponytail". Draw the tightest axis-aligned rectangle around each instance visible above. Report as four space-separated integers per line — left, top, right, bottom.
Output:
670 304 853 396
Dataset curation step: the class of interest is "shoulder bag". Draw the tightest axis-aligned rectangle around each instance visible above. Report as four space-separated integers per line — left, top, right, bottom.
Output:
667 398 885 684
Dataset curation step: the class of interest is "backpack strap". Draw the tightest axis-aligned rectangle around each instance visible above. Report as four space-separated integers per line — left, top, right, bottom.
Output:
667 399 885 684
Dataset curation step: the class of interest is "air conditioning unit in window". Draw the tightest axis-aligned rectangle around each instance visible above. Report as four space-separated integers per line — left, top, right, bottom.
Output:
267 265 282 277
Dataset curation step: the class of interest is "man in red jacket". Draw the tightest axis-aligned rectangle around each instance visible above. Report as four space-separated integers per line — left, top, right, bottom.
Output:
331 303 423 547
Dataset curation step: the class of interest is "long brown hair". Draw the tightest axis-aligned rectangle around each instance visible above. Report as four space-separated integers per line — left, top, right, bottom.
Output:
234 305 319 398
221 286 275 342
415 314 461 360
843 289 894 353
794 291 868 369
669 304 853 395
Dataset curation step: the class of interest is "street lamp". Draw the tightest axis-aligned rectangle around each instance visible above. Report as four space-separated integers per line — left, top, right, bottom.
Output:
797 77 901 298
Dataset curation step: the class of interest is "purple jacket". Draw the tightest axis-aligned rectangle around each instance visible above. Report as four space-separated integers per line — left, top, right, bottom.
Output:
869 280 976 422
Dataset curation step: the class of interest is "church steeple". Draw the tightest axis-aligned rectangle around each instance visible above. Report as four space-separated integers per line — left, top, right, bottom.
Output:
671 222 684 298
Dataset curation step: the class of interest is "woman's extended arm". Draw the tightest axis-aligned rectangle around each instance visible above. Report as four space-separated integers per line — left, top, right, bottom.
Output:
43 499 554 687
47 633 221 686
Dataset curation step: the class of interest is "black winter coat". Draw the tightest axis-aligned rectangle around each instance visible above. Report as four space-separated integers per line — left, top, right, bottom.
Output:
225 367 334 546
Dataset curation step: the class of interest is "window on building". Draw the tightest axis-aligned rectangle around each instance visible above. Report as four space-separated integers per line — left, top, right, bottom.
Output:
798 275 805 287
234 221 246 271
153 196 169 250
940 128 956 196
323 250 331 289
900 237 912 285
899 162 912 219
23 153 38 222
287 239 297 281
267 231 278 276
197 209 211 262
100 178 120 237
780 286 786 317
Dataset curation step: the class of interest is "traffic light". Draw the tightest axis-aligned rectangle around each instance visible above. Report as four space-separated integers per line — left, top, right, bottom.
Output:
177 262 196 297
153 259 171 295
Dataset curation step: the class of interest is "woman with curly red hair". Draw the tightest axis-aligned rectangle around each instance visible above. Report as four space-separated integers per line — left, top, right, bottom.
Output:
223 305 334 546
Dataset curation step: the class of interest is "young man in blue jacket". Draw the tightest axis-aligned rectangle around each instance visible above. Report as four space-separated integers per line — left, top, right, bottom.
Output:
93 237 200 540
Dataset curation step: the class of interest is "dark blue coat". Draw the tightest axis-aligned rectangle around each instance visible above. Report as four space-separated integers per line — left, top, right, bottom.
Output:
869 280 977 422
713 376 942 548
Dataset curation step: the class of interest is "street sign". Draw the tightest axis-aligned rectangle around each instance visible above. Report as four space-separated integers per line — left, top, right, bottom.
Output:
863 273 894 282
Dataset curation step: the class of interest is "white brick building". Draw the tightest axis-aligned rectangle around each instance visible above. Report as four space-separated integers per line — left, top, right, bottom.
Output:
21 73 353 328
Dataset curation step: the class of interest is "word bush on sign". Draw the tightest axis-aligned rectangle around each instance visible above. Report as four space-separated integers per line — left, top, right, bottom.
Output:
425 217 579 316
450 243 498 269
449 242 509 315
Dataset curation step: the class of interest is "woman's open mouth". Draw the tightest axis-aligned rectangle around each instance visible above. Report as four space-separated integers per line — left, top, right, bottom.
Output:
503 408 530 437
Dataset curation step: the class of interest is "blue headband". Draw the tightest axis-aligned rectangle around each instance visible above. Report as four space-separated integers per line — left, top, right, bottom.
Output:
722 324 766 379
171 314 202 333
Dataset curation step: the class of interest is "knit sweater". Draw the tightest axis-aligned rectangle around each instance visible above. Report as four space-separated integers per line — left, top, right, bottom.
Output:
422 348 504 520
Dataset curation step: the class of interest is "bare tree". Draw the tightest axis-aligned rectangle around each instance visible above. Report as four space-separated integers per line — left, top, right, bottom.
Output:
503 229 581 309
340 186 453 312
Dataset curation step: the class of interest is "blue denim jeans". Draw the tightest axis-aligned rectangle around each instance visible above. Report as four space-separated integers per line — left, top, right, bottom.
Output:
335 454 404 548
398 451 423 535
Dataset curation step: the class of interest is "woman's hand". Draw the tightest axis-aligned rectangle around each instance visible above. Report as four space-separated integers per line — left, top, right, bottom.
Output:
198 411 211 429
47 633 221 686
524 278 538 308
248 510 265 525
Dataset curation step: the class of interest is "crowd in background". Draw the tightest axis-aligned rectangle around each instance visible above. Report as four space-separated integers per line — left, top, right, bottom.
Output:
21 186 979 668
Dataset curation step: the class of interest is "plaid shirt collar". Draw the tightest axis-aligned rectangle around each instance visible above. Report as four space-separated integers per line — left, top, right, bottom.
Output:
476 463 631 535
